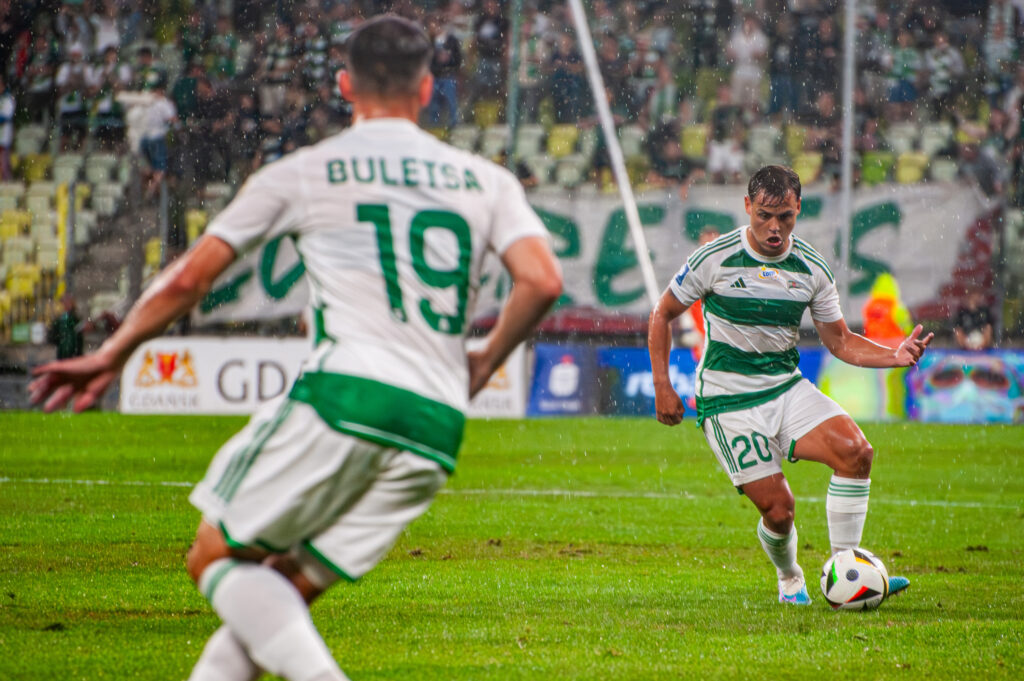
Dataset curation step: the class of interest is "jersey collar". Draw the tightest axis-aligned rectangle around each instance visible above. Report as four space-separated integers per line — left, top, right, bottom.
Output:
740 225 794 263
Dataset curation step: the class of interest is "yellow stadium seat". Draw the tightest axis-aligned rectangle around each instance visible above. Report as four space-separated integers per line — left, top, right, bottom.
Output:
784 125 807 159
473 99 501 129
895 151 929 184
19 153 52 183
1 210 32 239
792 152 823 184
186 209 208 245
681 124 709 160
145 237 163 270
546 124 579 159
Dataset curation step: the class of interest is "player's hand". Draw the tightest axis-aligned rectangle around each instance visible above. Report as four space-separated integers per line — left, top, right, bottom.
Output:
28 352 121 413
466 348 495 400
894 324 934 367
654 382 685 426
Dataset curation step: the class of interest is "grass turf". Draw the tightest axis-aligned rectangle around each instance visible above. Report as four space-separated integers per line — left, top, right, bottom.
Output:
1 413 1022 679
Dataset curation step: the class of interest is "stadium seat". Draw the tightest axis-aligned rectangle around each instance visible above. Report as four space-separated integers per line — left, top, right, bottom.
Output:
186 209 208 244
14 125 47 156
0 182 25 198
53 154 85 184
473 99 502 129
145 237 162 274
554 154 588 188
514 124 545 157
35 238 61 271
929 158 959 183
883 122 918 155
0 210 32 239
792 152 823 184
895 151 929 184
479 125 510 160
25 195 51 219
85 153 118 184
919 123 953 157
2 237 33 268
19 154 51 183
448 124 479 151
784 125 807 159
522 156 554 185
74 209 97 245
0 196 18 213
860 151 895 186
546 124 579 159
619 125 646 159
747 124 781 160
577 127 598 161
681 124 709 160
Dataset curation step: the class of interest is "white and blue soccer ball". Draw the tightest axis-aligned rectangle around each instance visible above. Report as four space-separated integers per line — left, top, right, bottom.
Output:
820 548 889 610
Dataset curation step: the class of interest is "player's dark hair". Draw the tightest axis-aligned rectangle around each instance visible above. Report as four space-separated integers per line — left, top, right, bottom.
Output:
748 165 802 205
344 15 432 96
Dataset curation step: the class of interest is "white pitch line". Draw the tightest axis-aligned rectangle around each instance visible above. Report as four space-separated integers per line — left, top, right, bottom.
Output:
0 477 1018 510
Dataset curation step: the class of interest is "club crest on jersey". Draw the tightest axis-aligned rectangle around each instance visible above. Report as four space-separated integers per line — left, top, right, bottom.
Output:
758 265 781 281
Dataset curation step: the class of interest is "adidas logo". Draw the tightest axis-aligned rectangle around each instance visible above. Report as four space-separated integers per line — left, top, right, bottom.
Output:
730 278 747 289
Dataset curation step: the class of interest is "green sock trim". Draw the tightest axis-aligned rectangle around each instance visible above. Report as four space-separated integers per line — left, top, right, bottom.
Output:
201 559 239 603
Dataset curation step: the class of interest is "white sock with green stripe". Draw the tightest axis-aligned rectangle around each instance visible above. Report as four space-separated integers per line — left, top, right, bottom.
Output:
827 475 871 554
188 625 260 681
757 518 800 580
199 558 349 681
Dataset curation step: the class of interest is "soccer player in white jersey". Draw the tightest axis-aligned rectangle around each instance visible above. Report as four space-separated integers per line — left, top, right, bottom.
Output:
648 165 932 605
29 16 562 681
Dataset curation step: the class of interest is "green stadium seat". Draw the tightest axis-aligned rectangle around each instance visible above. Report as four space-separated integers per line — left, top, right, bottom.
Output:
792 152 823 184
860 151 895 186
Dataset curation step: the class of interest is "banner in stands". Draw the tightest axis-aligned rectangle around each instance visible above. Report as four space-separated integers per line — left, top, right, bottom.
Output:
120 337 311 414
527 344 595 416
906 349 1024 424
466 340 527 418
192 184 994 328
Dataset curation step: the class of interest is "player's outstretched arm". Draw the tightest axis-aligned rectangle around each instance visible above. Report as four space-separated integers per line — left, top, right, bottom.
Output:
648 290 688 426
815 318 934 369
467 236 562 398
29 236 236 412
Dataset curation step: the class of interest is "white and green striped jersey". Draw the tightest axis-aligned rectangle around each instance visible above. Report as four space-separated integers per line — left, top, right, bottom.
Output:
206 118 547 471
669 226 842 423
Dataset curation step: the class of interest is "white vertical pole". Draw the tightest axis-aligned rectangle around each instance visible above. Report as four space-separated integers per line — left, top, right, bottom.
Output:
838 0 856 311
566 0 660 307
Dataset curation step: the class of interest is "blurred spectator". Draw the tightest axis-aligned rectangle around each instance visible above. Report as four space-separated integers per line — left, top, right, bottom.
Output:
886 28 922 121
121 73 176 193
804 91 842 180
767 15 798 119
89 46 132 150
91 0 123 54
548 33 584 124
209 15 241 84
0 72 12 180
646 121 702 199
192 76 235 183
427 13 462 128
924 31 964 119
236 91 264 169
48 295 84 360
55 44 90 150
597 33 632 120
21 33 57 123
643 61 679 130
515 19 548 124
706 120 745 184
954 289 995 350
171 60 205 121
259 23 294 117
627 37 661 111
56 1 93 59
133 45 165 91
859 10 893 111
467 0 508 111
298 18 329 91
982 13 1018 104
958 139 1004 196
726 13 768 113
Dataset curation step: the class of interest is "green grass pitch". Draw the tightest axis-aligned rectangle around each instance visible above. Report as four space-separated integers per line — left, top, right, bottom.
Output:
1 413 1022 680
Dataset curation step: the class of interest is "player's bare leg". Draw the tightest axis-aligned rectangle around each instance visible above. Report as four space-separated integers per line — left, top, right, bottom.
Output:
792 415 908 597
186 520 348 681
742 474 809 604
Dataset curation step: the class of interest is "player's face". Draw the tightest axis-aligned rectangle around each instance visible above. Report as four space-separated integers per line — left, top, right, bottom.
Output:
744 190 801 257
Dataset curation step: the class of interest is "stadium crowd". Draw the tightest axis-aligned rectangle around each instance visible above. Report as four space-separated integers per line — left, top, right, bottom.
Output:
0 0 1023 346
0 0 1022 200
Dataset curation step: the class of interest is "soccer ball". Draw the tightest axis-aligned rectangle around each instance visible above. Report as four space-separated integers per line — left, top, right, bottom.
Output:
820 548 889 610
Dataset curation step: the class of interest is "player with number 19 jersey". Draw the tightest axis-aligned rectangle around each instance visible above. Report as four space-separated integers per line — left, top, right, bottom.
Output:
205 118 548 471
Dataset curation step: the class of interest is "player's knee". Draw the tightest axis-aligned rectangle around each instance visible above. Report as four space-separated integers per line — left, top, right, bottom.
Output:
842 439 874 478
763 502 795 532
186 521 230 585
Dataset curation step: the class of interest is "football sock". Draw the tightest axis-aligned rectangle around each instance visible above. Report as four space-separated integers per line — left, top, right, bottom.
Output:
827 475 871 554
757 518 800 580
188 625 261 681
199 558 349 681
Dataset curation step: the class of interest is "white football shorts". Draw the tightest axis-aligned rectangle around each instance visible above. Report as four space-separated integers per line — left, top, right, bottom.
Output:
190 396 448 588
700 378 847 489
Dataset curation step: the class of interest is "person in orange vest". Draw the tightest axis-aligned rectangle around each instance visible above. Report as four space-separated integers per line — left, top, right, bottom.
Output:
862 272 913 345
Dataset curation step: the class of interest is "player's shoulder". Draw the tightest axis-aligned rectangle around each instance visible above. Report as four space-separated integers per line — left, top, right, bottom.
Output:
687 228 745 271
791 236 835 282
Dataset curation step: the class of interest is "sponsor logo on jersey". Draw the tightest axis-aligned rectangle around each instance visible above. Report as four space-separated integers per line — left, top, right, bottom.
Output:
758 266 781 281
135 350 198 388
